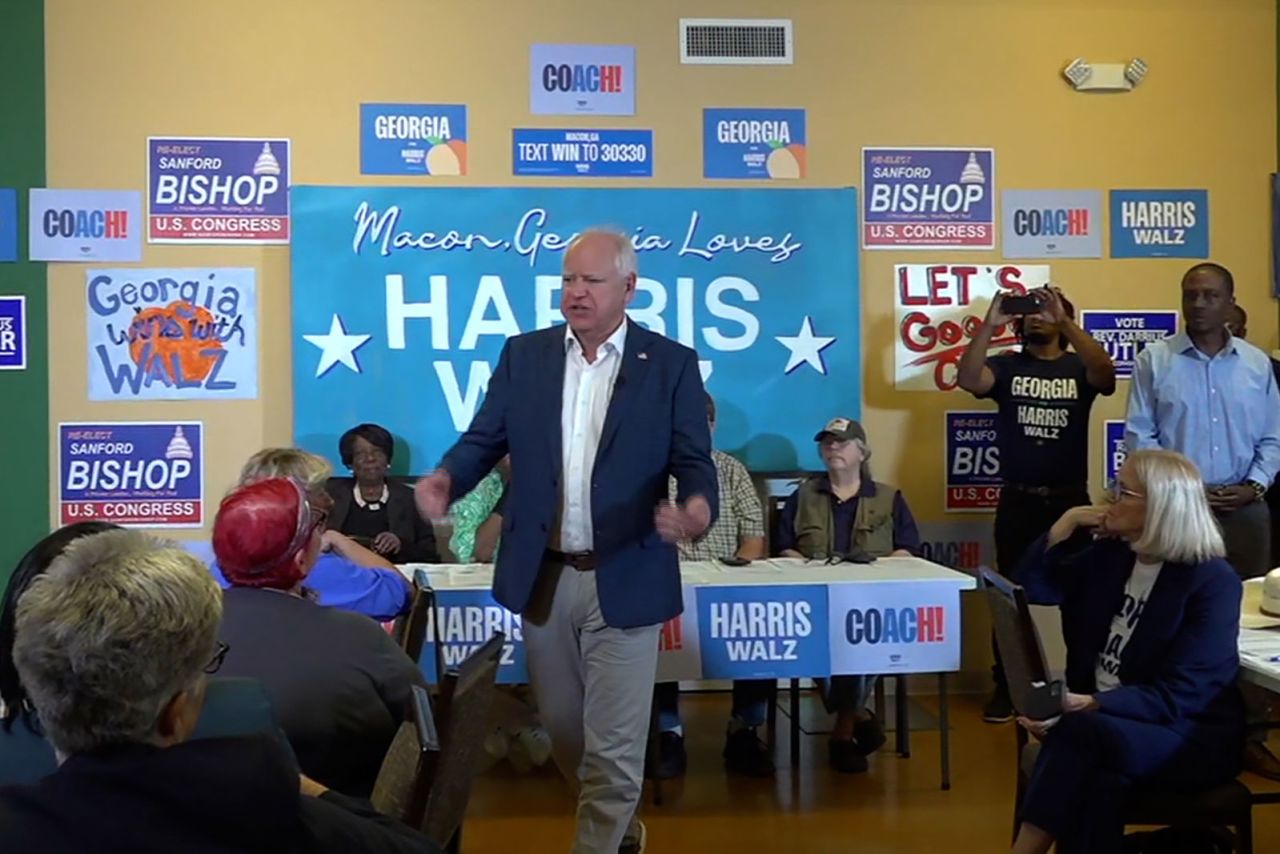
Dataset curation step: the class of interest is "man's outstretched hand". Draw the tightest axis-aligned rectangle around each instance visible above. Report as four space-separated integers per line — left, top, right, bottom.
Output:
655 495 712 543
414 470 453 520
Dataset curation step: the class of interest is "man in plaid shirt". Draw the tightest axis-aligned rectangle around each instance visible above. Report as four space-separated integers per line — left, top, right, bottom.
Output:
649 394 774 779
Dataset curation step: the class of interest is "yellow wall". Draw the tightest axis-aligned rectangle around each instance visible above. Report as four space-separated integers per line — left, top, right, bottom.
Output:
44 0 1277 685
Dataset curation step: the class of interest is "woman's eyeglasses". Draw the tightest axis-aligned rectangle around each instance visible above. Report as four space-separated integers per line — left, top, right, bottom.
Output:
1109 482 1145 502
204 640 230 675
309 507 329 534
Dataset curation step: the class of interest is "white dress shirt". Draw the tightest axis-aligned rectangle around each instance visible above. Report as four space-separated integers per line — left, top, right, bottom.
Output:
556 321 627 551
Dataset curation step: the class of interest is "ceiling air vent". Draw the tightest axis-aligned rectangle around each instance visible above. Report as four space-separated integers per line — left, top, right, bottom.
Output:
680 18 793 65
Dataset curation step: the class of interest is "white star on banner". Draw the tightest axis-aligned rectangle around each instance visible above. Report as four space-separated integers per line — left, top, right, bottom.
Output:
775 316 836 375
303 314 372 378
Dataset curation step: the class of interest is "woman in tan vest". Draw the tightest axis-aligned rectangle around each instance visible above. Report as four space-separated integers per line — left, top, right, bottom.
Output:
775 417 921 773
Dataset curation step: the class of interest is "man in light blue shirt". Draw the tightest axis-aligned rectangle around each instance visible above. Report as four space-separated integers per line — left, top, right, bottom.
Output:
1126 262 1280 781
1125 262 1280 581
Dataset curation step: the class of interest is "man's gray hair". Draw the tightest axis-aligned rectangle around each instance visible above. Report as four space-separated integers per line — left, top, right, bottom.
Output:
852 437 874 482
565 228 638 278
13 530 222 755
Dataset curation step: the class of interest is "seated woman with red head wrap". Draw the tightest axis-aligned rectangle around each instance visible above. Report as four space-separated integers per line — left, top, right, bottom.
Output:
213 478 425 798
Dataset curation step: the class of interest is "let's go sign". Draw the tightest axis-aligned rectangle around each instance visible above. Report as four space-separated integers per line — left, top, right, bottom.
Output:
894 263 1050 391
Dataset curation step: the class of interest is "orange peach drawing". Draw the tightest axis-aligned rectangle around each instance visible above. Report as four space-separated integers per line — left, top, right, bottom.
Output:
127 301 224 383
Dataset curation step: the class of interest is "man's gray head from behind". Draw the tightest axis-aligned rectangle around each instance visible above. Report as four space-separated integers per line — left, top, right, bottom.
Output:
13 530 222 757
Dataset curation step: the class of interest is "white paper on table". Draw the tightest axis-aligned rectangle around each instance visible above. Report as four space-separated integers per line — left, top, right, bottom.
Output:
443 564 494 589
1239 628 1280 663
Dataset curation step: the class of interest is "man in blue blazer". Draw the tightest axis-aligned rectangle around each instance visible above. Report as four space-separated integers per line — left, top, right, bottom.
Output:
416 229 717 854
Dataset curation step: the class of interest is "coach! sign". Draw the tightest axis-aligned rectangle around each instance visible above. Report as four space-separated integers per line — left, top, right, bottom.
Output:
827 581 961 674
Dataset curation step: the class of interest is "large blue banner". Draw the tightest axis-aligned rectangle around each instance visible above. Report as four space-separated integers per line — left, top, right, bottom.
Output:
290 187 860 472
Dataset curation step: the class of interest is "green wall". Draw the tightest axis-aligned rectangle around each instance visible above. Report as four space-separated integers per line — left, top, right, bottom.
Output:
0 0 47 590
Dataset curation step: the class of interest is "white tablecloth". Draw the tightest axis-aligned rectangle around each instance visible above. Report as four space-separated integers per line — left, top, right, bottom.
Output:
402 556 978 592
1240 628 1280 695
399 557 975 683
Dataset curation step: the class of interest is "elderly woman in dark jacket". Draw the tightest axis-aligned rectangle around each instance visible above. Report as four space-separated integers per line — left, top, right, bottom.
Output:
1012 450 1244 854
326 423 438 563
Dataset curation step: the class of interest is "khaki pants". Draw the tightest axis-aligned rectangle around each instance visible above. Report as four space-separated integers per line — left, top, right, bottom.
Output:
523 561 660 853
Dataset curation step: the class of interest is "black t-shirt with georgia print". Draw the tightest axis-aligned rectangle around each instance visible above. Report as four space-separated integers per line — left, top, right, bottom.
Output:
977 350 1102 489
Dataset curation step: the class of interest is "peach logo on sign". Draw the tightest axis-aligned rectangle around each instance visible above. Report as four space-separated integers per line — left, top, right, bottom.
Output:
766 141 806 179
425 137 467 175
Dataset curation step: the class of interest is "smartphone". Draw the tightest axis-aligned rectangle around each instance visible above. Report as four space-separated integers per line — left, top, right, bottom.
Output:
1001 294 1042 315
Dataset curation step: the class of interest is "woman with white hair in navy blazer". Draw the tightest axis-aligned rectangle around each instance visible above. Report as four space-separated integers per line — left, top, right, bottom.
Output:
1012 449 1244 854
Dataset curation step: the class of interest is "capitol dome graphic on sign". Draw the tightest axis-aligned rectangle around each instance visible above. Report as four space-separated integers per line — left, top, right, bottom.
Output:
959 151 985 184
164 427 194 460
253 143 281 176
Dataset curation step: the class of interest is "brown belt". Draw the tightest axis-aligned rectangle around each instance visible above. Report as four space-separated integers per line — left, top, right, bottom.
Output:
544 549 597 571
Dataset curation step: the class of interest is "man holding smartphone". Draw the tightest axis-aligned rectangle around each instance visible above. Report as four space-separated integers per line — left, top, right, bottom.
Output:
957 286 1117 723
